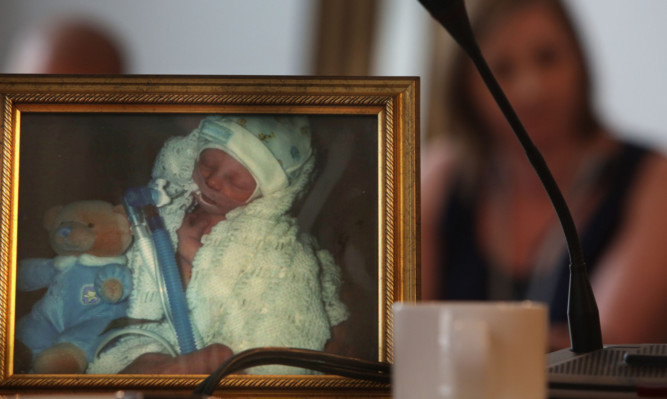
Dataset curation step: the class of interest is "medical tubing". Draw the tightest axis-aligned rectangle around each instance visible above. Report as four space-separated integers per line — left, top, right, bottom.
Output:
124 198 177 335
133 226 156 269
124 187 198 354
94 328 178 360
123 197 159 298
135 225 177 329
146 209 197 354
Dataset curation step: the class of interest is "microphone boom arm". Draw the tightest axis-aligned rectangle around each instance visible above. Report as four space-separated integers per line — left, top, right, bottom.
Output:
418 0 603 353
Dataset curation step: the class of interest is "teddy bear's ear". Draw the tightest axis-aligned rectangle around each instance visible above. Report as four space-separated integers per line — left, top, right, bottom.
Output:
43 205 63 230
112 204 127 217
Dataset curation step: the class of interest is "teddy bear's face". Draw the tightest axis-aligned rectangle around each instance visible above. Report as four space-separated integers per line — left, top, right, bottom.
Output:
50 220 96 254
44 200 132 257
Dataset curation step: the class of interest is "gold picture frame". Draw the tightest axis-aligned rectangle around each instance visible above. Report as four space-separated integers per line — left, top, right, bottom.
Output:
0 75 419 397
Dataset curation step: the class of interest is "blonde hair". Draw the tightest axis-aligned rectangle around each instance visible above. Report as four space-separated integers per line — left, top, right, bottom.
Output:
428 0 599 179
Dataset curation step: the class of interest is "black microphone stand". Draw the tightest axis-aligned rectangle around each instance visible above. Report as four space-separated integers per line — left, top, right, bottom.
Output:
417 0 603 354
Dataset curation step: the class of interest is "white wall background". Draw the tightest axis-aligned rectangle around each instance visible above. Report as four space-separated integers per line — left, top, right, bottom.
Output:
1 0 666 151
371 0 667 151
0 0 316 75
566 0 667 150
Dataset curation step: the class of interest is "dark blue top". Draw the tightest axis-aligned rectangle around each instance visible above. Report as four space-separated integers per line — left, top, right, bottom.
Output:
436 143 648 322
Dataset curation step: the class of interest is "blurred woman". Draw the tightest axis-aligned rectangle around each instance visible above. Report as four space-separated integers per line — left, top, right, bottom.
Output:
421 0 667 349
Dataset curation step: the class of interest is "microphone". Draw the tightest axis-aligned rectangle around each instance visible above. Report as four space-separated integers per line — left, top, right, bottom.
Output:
418 0 667 394
417 0 602 353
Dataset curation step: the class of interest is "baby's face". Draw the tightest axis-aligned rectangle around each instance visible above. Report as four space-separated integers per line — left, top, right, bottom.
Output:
192 148 257 215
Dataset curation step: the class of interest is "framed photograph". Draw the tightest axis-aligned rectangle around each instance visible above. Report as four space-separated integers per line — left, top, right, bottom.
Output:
0 75 419 397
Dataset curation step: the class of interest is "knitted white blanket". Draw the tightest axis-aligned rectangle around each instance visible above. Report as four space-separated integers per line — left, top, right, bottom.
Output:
88 130 348 374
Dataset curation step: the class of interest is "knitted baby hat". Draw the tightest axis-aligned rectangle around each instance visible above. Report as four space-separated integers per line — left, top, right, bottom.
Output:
196 115 312 201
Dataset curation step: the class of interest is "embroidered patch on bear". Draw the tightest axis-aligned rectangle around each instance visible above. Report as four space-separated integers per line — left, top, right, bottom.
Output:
81 284 101 305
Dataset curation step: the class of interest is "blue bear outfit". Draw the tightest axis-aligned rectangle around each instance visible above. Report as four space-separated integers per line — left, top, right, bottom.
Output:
16 254 132 365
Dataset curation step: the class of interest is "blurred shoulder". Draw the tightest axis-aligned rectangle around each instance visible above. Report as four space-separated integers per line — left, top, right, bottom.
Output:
625 146 667 220
636 148 667 190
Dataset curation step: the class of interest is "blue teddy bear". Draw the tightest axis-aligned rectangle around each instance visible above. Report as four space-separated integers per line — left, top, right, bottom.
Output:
15 200 133 374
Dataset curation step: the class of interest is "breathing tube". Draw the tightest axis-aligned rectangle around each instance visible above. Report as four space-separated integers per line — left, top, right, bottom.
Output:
123 185 198 355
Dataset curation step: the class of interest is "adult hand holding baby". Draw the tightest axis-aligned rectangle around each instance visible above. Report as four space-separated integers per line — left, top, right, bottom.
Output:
121 343 234 374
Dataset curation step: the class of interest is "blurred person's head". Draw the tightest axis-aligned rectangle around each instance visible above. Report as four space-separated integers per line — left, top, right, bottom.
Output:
436 0 599 171
5 18 125 74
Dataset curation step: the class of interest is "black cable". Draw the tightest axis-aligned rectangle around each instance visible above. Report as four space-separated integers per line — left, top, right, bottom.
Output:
193 348 390 395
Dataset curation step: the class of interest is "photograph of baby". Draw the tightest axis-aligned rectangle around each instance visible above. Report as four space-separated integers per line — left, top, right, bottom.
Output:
13 112 379 375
